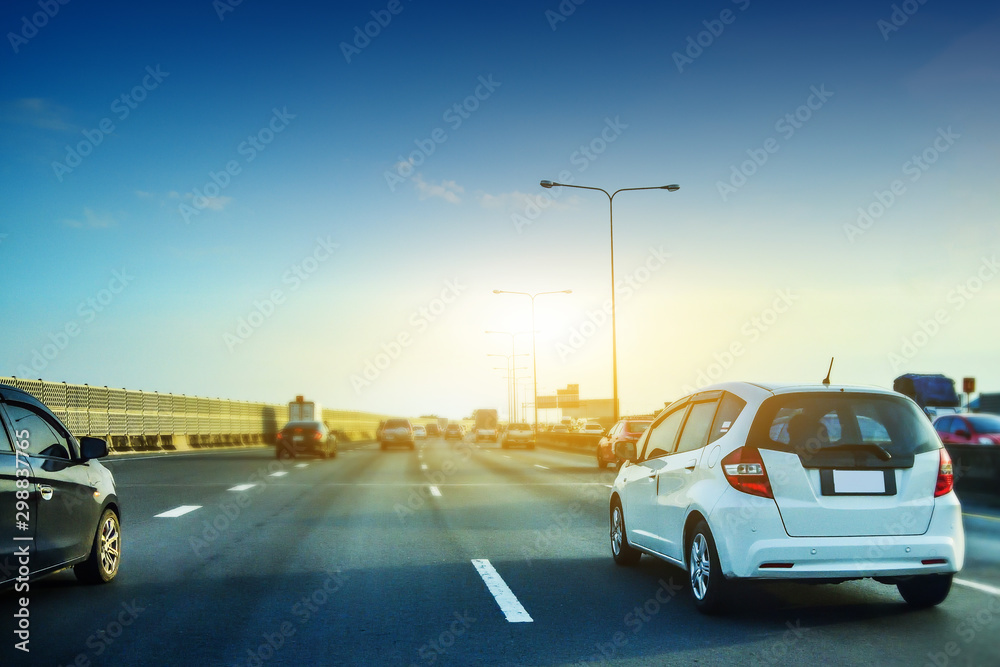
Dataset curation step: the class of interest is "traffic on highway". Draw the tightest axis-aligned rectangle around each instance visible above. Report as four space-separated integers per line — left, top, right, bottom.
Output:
3 0 999 665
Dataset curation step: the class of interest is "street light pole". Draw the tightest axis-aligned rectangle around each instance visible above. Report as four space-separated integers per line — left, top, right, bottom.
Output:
539 180 679 422
492 290 572 432
486 331 530 423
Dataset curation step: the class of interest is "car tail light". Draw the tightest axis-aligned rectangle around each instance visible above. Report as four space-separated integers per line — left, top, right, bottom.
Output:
313 431 322 440
277 432 283 440
934 448 954 497
722 447 773 499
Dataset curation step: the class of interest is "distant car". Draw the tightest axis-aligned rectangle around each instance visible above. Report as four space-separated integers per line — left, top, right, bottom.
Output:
380 418 415 450
425 423 440 438
934 413 1000 445
581 423 606 435
610 382 963 614
551 424 569 433
413 425 427 440
597 419 652 468
444 424 464 440
276 421 337 459
1 384 121 588
375 420 386 442
503 423 535 449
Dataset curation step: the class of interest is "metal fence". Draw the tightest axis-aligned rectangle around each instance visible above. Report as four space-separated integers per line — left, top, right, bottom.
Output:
0 376 387 453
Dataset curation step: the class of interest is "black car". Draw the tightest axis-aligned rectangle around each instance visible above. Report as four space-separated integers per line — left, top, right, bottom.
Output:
1 385 121 588
276 421 337 459
444 424 464 441
425 423 440 438
380 419 415 450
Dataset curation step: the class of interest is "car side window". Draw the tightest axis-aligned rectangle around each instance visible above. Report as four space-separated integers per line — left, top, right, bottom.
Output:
935 417 952 433
709 393 747 444
0 416 13 453
950 419 968 435
2 403 72 459
675 400 720 454
642 407 687 460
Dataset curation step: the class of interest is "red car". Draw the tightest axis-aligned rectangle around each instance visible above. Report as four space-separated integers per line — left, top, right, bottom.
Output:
596 418 652 468
934 413 1000 445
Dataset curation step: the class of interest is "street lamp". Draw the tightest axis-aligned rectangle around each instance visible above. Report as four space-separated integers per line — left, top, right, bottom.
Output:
493 289 572 432
539 180 679 422
486 331 531 420
487 350 529 422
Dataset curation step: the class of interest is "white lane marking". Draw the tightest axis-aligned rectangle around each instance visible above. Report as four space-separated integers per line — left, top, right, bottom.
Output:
604 484 613 489
964 512 1000 523
295 463 309 468
228 484 257 492
429 486 442 497
534 464 549 470
155 505 201 518
471 559 533 623
955 578 1000 597
502 455 511 459
269 471 288 477
421 464 428 470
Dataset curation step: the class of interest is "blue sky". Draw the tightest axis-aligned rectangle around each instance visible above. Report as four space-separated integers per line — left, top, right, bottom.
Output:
2 0 998 420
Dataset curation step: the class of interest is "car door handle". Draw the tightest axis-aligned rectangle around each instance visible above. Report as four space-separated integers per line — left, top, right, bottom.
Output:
38 485 54 501
685 459 697 471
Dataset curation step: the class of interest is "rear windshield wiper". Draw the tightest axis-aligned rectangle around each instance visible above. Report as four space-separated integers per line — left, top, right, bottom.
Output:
815 443 892 461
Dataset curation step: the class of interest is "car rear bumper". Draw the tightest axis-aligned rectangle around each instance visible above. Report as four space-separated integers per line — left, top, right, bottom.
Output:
709 490 965 580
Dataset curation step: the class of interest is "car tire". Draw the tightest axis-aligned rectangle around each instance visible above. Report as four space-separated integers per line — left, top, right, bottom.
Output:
610 500 641 566
380 442 387 450
897 573 953 608
688 520 728 615
528 444 535 450
74 508 121 584
409 442 415 450
277 446 294 460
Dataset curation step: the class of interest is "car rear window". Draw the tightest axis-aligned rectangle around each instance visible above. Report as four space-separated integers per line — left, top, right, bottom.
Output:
625 421 651 434
284 421 321 429
385 419 409 429
967 415 1000 433
510 424 529 430
750 392 940 467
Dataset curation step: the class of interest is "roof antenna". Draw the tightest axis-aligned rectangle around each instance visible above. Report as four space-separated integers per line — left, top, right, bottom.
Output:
822 357 834 386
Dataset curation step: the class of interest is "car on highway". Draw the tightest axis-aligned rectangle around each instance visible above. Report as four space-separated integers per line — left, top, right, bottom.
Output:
444 424 464 441
597 419 652 468
474 409 499 443
502 423 535 449
380 419 415 450
413 425 427 440
276 421 337 459
424 423 440 438
551 424 569 434
934 413 1000 445
1 384 121 588
610 382 964 614
374 420 386 442
581 422 606 435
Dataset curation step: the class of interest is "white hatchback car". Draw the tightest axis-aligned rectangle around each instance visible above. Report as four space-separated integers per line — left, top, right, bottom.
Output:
610 382 964 614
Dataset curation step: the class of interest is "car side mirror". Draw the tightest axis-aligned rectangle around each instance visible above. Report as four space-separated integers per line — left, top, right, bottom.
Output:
955 429 970 439
615 441 637 463
80 436 109 460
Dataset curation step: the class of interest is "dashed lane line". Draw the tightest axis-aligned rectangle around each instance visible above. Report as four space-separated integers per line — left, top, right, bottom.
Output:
228 484 256 492
471 559 533 623
154 505 201 518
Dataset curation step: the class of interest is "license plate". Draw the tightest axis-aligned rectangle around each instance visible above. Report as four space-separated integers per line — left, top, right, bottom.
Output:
832 470 885 494
292 436 304 442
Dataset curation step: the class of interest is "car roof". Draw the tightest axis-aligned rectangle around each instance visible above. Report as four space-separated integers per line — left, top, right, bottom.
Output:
0 384 49 411
689 381 902 399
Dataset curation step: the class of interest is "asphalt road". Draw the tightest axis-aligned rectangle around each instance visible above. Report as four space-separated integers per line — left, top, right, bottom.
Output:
4 438 1000 666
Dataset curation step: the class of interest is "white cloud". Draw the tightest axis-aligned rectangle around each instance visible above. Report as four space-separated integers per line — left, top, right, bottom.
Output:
3 98 74 131
184 193 233 210
412 174 463 204
61 207 116 229
476 189 575 213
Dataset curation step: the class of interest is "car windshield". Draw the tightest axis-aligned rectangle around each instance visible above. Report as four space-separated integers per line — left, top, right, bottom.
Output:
751 392 940 459
626 421 651 434
967 415 1000 433
510 424 529 430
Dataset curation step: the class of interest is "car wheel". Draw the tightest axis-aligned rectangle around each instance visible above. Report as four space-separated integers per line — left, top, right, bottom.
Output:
277 446 294 460
688 520 728 614
897 573 953 608
74 508 121 584
610 500 641 566
380 442 387 450
528 444 535 450
409 442 415 450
